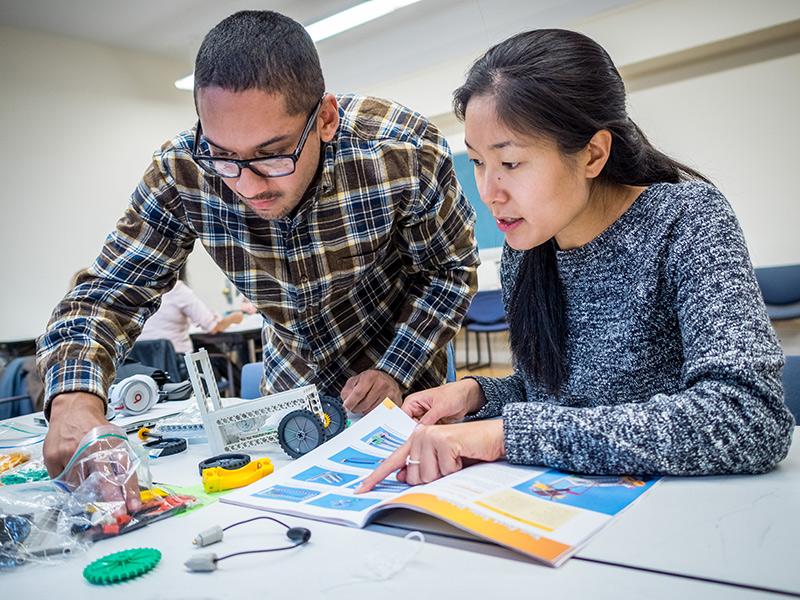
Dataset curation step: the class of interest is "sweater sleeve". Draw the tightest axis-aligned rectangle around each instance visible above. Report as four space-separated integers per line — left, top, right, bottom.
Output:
173 282 222 333
470 186 794 476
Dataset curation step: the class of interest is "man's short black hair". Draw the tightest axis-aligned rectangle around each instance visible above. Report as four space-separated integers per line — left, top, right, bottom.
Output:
194 10 325 115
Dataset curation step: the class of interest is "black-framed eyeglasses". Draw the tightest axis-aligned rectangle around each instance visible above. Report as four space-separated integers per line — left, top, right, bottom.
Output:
192 96 324 179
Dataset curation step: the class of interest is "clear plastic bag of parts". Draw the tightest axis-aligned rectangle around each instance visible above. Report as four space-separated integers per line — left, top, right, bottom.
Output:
0 425 197 570
0 420 46 481
0 425 49 498
0 477 79 569
151 400 207 442
1 454 49 486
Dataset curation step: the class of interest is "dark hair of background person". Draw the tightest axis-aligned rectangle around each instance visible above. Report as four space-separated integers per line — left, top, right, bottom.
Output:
453 29 710 396
193 10 325 116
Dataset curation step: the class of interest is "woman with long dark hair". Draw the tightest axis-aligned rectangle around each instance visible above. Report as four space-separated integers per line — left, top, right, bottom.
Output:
359 29 793 492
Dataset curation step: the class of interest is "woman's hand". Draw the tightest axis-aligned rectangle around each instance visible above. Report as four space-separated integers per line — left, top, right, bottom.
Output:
402 378 488 425
355 419 505 493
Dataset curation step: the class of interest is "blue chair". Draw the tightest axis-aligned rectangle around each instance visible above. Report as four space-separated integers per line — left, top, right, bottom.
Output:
0 357 35 419
461 289 509 370
446 342 456 383
754 264 800 321
0 395 34 420
783 355 800 422
240 362 263 399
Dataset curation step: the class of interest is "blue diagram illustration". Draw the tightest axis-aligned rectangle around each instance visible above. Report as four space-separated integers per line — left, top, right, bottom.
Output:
329 447 385 469
307 493 382 512
252 485 321 503
349 478 409 494
362 427 406 452
293 466 359 487
513 470 656 515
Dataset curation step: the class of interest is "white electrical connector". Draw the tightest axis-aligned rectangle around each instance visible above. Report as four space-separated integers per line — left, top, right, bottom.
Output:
185 553 218 572
193 525 224 547
187 517 312 574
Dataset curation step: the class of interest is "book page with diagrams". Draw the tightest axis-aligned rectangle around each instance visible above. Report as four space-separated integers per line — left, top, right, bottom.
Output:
221 400 660 566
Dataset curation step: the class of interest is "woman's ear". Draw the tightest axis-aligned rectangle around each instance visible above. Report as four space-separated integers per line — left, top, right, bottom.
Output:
584 129 612 179
317 93 339 143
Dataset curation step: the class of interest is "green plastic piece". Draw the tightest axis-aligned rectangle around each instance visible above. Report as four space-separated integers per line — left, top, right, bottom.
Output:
83 548 162 584
1 468 49 485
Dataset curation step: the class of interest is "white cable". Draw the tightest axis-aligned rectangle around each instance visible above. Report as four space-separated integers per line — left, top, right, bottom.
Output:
322 531 426 590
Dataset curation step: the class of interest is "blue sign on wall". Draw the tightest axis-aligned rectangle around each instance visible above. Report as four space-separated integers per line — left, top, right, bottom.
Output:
453 152 505 250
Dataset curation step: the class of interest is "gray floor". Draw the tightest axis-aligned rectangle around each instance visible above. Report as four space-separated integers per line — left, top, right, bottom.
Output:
774 319 800 357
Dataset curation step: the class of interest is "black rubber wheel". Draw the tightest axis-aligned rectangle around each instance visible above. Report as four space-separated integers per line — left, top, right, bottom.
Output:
197 453 251 476
320 395 347 438
143 437 187 457
278 409 326 458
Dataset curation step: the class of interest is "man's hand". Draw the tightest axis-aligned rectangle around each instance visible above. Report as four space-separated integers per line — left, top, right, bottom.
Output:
44 392 140 513
44 392 108 477
341 369 402 414
356 419 505 493
402 378 488 425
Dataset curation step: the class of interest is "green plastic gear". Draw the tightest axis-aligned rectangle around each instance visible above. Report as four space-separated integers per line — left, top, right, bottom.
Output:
83 548 162 584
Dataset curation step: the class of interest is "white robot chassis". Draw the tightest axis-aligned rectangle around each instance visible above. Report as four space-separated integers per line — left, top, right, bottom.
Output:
184 349 346 458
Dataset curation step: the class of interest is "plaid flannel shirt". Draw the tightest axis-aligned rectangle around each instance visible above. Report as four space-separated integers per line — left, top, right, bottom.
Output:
37 95 479 414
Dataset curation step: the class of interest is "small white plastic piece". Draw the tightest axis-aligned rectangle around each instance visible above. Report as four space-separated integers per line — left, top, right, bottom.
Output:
193 525 224 547
185 553 218 572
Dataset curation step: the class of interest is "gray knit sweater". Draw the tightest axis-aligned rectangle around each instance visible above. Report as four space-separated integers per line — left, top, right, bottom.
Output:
469 182 794 476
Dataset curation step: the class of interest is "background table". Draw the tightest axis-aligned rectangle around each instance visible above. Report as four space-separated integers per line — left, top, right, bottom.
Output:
189 313 264 395
190 313 264 365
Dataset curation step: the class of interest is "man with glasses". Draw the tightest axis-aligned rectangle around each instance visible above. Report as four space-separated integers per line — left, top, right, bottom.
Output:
37 9 479 487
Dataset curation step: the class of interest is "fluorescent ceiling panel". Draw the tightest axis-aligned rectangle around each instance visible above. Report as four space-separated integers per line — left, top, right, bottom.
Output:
175 0 423 90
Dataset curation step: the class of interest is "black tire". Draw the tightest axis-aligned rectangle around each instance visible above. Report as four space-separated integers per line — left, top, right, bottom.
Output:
278 409 326 458
320 395 347 439
197 453 251 476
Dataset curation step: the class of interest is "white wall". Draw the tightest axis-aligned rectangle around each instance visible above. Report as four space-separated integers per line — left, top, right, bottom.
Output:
626 50 799 267
0 26 197 341
577 0 800 268
362 0 800 285
2 0 799 342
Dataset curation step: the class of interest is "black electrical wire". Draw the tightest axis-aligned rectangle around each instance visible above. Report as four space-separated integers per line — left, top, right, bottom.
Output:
213 516 311 564
221 515 290 532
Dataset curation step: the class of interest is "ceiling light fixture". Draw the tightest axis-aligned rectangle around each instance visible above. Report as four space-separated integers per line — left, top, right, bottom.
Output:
175 0 423 90
306 0 422 42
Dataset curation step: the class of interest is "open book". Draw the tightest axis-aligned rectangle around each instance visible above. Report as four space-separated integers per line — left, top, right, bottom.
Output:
221 400 660 567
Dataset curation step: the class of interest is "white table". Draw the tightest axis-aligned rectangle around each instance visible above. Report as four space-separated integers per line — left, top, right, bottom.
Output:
368 431 800 598
2 500 778 600
578 429 800 596
2 413 797 599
